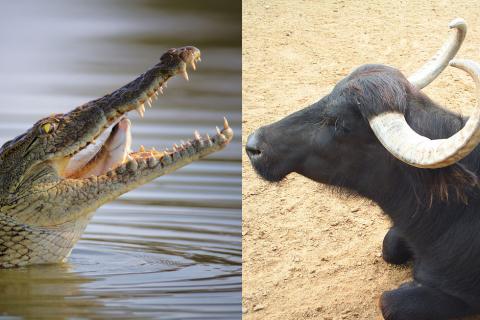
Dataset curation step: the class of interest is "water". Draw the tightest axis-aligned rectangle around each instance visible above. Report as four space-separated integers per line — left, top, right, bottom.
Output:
0 1 241 319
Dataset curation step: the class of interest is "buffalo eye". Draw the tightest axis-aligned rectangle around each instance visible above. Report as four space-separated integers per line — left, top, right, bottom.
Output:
331 118 351 135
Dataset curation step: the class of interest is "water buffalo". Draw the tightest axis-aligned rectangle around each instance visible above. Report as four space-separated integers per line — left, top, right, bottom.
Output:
246 18 480 320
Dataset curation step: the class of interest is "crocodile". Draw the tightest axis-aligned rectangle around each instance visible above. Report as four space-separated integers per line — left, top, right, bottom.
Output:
0 46 233 268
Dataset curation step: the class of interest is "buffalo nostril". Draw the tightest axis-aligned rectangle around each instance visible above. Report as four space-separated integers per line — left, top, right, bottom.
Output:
246 132 262 157
246 146 261 156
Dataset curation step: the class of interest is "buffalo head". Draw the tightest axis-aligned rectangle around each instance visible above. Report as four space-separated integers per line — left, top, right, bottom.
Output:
246 19 480 195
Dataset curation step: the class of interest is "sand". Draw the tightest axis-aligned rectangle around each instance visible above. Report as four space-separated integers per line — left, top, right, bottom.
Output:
242 1 480 319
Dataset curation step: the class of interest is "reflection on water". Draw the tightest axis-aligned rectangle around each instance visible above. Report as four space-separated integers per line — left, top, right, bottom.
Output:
0 1 240 319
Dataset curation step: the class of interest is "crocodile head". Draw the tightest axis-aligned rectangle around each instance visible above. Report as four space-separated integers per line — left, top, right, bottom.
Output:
0 46 233 267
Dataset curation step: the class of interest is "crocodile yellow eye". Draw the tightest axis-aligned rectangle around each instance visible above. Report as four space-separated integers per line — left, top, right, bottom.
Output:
40 123 54 134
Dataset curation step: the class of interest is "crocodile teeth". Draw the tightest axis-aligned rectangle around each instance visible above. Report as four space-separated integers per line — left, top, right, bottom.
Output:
194 130 201 140
136 104 145 118
190 60 196 71
223 117 229 129
206 134 213 147
181 69 189 81
159 86 164 95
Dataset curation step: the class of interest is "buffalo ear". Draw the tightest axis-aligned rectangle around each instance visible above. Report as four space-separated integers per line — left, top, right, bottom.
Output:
347 71 409 120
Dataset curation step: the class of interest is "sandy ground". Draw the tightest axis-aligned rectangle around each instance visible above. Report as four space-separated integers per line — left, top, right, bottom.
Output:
242 1 480 319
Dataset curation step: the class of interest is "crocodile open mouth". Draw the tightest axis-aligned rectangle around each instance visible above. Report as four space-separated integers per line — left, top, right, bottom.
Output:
62 114 232 179
53 46 233 180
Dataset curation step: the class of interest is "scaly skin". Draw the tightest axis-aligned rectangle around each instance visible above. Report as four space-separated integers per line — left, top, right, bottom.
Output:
0 46 233 268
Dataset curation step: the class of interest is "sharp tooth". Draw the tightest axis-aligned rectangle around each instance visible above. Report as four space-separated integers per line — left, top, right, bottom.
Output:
140 145 145 152
206 133 213 147
190 60 196 71
159 86 164 95
216 126 221 135
194 130 201 140
147 99 152 108
136 104 145 118
223 117 229 129
154 91 159 98
181 69 189 81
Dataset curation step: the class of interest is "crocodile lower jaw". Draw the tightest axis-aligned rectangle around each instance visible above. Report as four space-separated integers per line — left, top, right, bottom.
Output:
55 113 232 180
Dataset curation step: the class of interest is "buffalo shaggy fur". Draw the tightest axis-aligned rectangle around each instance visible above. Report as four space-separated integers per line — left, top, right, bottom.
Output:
246 64 480 319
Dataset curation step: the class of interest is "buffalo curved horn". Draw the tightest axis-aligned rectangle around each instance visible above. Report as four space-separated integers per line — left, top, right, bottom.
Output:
407 18 466 89
369 59 480 169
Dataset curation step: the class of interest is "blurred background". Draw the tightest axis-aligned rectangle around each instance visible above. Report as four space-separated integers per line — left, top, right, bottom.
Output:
0 1 241 319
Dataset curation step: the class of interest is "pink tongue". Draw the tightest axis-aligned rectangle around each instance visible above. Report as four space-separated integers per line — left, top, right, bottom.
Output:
64 125 112 177
65 118 132 178
101 118 132 172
